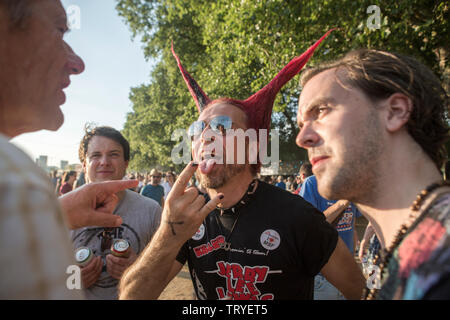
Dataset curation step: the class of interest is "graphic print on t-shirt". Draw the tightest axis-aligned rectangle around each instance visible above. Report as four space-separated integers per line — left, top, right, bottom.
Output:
72 223 141 288
205 261 282 300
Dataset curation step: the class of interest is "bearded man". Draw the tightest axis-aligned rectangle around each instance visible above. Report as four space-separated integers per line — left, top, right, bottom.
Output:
119 31 365 300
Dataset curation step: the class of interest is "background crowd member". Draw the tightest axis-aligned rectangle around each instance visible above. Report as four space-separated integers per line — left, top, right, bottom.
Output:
73 171 86 189
296 49 449 299
59 170 77 195
300 175 361 299
141 168 165 208
72 126 161 299
50 170 59 191
275 175 286 190
293 162 313 195
162 171 176 199
135 173 145 193
0 0 137 299
285 176 294 192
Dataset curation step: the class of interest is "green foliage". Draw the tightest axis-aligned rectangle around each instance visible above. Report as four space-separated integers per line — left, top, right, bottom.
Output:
116 0 449 171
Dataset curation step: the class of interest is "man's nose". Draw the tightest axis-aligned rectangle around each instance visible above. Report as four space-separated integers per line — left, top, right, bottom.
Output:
65 43 85 75
200 127 216 143
99 155 111 165
296 122 319 149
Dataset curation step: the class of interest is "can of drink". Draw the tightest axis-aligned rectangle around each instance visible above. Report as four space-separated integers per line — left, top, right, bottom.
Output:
111 239 130 258
75 247 94 267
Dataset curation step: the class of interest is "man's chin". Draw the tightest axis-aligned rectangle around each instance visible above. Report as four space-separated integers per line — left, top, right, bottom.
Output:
43 107 64 132
198 163 246 190
315 172 346 201
92 175 117 183
197 169 224 189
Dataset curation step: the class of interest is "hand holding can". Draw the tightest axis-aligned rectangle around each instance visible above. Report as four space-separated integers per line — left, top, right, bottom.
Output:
75 247 94 267
111 239 130 258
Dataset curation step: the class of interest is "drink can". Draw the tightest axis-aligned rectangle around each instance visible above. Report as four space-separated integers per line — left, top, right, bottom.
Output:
75 246 94 267
111 239 130 258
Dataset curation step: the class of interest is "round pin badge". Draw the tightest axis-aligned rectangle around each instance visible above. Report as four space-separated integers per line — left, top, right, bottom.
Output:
192 224 205 240
260 229 281 251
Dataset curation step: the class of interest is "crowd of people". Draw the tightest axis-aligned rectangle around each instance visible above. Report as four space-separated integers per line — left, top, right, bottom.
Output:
0 0 448 301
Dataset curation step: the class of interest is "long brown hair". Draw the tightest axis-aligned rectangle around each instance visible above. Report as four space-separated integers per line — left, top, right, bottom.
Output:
62 171 77 184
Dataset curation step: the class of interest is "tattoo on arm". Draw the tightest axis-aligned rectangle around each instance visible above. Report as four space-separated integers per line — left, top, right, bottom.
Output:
164 220 184 235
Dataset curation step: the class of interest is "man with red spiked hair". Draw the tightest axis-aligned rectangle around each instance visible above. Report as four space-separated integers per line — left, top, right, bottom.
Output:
120 31 365 300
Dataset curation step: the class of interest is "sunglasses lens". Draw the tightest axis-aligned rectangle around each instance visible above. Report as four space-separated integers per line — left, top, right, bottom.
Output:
210 116 232 134
188 121 206 138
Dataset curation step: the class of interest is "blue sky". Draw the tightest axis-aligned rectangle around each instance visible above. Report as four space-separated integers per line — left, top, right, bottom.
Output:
11 0 153 167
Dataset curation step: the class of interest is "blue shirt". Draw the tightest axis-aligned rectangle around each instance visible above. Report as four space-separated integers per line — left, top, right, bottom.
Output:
275 181 286 190
299 175 361 253
140 184 164 206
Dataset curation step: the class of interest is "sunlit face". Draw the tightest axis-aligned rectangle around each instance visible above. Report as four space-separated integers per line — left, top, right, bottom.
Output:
0 0 85 137
150 172 162 186
192 103 250 189
83 136 129 183
296 68 384 200
165 172 175 184
68 173 77 185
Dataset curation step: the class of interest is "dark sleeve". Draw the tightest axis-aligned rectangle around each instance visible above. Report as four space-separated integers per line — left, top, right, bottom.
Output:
423 275 450 299
175 241 189 265
300 206 338 277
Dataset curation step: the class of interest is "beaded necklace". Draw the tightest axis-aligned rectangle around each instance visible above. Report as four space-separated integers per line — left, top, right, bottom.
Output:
216 179 258 216
364 180 450 300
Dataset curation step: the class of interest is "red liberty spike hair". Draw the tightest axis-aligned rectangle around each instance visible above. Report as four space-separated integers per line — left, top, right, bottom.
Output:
172 30 334 131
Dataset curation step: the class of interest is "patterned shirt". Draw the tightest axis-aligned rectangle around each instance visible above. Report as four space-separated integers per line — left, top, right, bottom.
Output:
0 134 83 299
379 192 450 299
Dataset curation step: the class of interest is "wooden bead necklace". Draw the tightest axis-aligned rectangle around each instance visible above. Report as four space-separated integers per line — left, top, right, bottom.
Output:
363 180 450 300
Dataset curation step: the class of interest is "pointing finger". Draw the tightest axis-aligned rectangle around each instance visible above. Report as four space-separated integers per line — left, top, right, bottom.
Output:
89 180 139 196
87 210 123 228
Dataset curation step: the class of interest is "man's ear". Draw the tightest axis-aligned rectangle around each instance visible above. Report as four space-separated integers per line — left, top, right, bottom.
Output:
383 93 412 132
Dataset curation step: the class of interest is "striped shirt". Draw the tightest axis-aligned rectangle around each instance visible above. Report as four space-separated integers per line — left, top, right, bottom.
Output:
0 134 83 299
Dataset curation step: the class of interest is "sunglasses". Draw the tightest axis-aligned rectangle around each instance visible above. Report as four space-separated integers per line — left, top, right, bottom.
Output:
152 175 162 178
188 115 232 139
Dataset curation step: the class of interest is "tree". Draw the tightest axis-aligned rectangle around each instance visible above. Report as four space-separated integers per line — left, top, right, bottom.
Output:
116 0 448 171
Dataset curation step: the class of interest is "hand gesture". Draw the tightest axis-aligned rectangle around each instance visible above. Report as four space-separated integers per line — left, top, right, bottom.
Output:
59 180 138 229
80 256 103 289
160 162 223 244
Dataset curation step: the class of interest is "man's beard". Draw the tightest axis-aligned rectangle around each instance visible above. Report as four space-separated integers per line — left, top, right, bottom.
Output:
197 163 246 189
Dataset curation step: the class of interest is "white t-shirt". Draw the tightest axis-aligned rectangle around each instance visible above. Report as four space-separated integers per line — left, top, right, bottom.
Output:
70 189 162 299
161 181 172 198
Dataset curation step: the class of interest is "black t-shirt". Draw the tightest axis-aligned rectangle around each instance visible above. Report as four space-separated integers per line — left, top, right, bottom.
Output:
176 181 338 300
